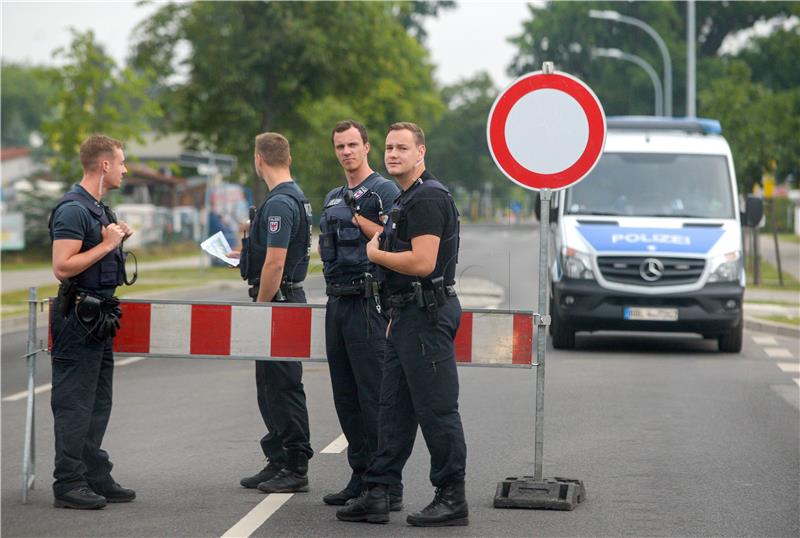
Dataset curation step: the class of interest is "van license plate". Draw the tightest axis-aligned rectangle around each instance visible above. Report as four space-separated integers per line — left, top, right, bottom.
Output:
623 307 678 321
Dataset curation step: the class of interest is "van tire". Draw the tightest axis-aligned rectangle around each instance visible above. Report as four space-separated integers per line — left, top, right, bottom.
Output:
550 300 575 349
718 315 743 353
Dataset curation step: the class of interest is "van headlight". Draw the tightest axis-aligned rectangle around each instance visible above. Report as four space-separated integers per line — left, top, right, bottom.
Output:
563 248 595 280
707 251 741 282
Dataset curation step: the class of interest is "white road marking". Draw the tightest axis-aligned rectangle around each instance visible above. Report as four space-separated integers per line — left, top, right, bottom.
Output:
2 383 52 402
1 356 146 402
115 356 147 367
753 336 777 345
765 348 794 359
321 433 348 454
771 384 800 411
795 378 800 388
221 493 293 538
776 362 800 374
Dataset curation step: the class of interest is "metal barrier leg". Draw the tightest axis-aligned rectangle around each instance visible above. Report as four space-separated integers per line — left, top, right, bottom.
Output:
22 287 38 504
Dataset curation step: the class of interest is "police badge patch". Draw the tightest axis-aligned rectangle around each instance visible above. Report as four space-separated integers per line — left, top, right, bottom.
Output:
268 216 281 233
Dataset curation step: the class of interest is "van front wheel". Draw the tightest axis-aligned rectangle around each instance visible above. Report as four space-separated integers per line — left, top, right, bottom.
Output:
550 299 576 349
718 314 743 353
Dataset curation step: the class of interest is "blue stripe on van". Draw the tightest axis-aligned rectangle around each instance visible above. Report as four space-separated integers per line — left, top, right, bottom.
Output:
577 225 725 254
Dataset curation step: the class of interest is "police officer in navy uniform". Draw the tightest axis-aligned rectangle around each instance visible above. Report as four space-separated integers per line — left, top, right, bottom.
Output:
336 122 468 526
319 120 402 508
49 135 136 509
232 132 314 493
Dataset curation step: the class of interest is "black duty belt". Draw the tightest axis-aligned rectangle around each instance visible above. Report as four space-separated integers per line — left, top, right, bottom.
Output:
283 281 304 290
386 285 456 308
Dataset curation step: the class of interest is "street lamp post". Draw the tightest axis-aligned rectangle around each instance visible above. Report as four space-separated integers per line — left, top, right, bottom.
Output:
591 48 663 116
589 9 672 117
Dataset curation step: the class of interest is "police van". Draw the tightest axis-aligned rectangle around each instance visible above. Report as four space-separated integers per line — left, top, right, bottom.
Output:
547 117 763 352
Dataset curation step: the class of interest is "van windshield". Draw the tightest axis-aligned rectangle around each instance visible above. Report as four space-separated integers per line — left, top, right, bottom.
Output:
565 153 735 219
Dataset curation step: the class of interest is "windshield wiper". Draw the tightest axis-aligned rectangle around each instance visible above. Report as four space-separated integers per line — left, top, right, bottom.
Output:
647 213 712 218
566 210 622 216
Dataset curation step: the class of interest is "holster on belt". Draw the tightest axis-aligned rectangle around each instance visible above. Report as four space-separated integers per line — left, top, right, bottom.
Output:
57 278 78 318
75 293 123 341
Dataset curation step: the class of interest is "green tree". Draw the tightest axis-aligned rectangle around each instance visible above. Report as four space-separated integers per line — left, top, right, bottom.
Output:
1 63 56 147
130 1 445 202
508 1 800 117
425 73 533 220
41 29 162 183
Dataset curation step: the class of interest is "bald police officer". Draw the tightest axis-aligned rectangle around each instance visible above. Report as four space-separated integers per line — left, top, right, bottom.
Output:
49 135 136 509
319 120 402 508
336 122 468 526
233 132 314 493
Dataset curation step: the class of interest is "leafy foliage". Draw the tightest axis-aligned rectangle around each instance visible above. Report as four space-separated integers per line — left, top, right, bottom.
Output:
40 30 162 183
130 1 445 200
508 1 800 189
1 63 56 147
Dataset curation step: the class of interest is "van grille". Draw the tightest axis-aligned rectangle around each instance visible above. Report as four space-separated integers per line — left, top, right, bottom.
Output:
597 256 705 286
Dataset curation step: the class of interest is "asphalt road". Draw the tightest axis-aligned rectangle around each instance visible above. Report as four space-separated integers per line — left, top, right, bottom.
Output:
2 224 798 537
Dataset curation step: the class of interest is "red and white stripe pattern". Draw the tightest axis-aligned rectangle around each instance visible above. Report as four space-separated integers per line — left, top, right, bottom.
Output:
59 300 534 367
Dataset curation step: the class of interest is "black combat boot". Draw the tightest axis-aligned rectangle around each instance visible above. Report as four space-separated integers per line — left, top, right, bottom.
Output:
389 483 404 512
406 482 468 527
89 481 136 503
240 460 283 489
257 452 309 493
54 486 107 510
323 474 362 505
336 484 390 523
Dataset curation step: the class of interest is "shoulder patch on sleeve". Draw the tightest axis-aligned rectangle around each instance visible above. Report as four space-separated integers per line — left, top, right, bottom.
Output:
268 215 281 233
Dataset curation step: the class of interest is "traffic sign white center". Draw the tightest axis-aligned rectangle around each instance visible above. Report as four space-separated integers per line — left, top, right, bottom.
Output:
487 70 606 191
505 89 589 174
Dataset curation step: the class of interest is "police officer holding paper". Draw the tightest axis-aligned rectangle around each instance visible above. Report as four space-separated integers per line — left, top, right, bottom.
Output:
49 135 136 509
336 122 468 526
319 121 402 508
233 132 314 493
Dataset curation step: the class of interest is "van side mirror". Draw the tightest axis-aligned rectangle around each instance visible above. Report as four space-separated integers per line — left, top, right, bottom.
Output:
742 195 763 228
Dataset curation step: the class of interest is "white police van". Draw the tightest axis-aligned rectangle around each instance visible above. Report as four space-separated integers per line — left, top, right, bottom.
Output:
548 117 763 352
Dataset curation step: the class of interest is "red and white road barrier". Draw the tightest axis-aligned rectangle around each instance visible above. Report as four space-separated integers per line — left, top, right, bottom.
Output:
50 299 534 367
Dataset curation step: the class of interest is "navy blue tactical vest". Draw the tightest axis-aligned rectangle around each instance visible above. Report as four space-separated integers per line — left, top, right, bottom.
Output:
319 173 387 284
48 190 126 290
240 183 312 285
380 177 460 293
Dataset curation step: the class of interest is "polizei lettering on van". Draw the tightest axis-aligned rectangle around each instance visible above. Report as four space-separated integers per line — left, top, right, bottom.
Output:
611 232 690 246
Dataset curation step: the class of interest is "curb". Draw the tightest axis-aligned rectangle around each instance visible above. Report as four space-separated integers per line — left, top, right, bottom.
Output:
743 316 800 339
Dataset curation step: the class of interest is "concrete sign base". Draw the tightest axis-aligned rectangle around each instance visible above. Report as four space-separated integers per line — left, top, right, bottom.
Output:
494 476 586 510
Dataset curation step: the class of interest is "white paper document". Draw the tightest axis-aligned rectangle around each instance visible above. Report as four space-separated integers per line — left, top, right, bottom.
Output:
200 231 240 267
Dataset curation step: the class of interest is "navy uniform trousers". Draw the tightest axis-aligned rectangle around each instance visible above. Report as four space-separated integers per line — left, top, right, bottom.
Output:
255 288 313 469
365 295 467 487
50 298 115 496
325 294 386 489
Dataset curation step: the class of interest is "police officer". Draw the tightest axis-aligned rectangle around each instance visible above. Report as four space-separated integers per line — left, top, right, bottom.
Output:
231 132 314 493
49 135 136 509
336 122 468 526
319 120 402 508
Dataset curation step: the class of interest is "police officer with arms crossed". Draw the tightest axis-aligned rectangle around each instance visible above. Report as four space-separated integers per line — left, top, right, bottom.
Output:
336 122 468 526
231 132 314 493
49 135 136 509
319 120 403 508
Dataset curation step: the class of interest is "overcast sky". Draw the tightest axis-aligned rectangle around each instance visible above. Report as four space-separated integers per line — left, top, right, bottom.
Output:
1 1 533 90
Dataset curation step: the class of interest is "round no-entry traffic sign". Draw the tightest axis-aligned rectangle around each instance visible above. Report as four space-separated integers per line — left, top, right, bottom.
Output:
487 70 606 191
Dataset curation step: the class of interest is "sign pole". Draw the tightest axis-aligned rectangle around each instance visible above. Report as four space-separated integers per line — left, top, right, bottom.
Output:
490 60 602 510
534 188 551 481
